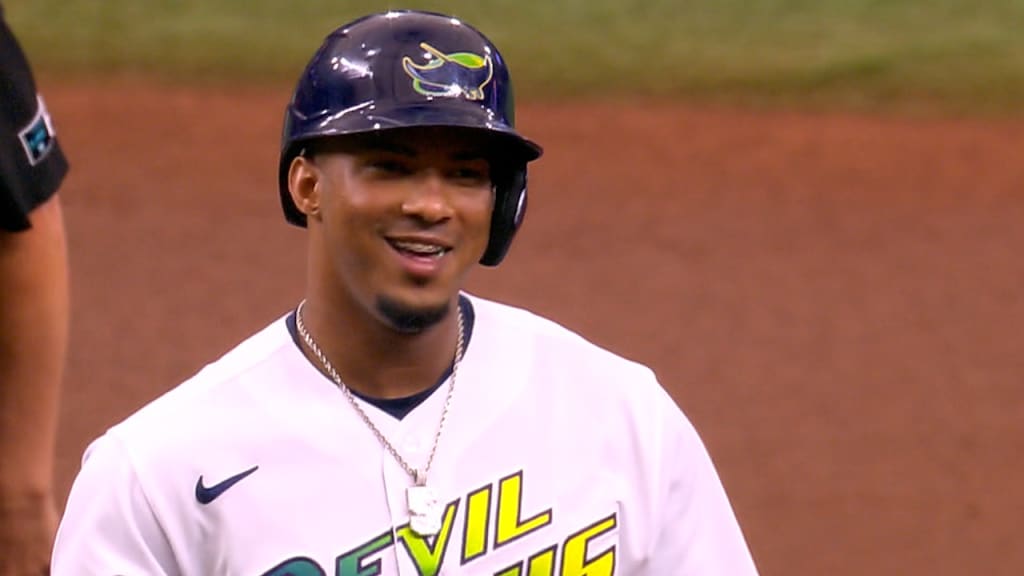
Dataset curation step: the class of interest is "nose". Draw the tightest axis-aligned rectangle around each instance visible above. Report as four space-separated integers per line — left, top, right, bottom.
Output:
400 173 455 223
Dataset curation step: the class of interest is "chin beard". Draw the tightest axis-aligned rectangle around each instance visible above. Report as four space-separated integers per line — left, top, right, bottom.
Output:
376 296 451 334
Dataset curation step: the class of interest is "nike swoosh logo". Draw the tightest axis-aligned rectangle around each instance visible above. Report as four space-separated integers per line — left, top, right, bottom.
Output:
195 465 259 505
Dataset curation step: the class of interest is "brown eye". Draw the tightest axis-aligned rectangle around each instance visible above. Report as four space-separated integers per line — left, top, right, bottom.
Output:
364 159 412 177
450 163 491 186
456 168 485 180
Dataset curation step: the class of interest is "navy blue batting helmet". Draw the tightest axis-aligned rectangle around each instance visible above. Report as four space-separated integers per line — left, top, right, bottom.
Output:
279 10 543 266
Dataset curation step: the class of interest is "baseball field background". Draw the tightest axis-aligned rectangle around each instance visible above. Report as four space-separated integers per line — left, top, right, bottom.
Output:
8 1 1024 574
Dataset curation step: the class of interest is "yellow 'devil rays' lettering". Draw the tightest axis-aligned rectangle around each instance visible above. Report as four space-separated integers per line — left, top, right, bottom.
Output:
495 471 553 547
560 514 617 576
397 500 460 576
492 545 557 576
527 545 557 575
462 484 492 563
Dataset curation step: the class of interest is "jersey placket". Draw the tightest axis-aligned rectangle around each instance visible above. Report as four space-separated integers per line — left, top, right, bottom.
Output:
373 387 452 575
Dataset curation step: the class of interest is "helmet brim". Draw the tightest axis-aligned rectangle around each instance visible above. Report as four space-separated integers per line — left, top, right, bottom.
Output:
290 100 542 161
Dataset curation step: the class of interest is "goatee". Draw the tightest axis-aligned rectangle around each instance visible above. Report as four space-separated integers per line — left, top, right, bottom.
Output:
376 297 450 334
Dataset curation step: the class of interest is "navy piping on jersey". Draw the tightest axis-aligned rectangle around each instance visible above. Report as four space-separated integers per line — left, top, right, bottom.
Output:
286 295 475 420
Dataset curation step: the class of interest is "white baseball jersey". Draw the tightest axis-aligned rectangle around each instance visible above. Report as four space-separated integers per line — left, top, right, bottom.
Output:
52 293 758 575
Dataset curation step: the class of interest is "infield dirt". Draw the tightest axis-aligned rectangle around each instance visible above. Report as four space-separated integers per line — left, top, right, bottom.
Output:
48 78 1024 575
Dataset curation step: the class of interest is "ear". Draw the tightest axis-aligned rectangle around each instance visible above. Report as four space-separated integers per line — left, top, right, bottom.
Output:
287 154 322 221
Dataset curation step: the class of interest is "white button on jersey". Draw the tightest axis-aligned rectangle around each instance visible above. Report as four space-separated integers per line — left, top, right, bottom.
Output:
403 438 428 455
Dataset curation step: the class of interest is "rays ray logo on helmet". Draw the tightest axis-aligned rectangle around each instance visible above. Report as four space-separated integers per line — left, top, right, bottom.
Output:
402 42 493 100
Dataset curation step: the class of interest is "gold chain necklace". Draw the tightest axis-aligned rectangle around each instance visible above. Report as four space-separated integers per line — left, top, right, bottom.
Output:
294 299 464 536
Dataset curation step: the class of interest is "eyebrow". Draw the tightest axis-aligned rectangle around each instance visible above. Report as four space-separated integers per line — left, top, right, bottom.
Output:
360 139 417 157
451 150 490 162
361 139 491 162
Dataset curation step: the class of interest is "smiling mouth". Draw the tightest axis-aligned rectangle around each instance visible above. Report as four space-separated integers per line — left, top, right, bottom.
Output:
388 239 451 259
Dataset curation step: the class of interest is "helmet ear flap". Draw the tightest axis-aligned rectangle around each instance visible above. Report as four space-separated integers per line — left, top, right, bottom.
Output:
480 166 527 266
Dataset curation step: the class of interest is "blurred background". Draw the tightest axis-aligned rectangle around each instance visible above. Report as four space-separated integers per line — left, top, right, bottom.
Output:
6 1 1023 574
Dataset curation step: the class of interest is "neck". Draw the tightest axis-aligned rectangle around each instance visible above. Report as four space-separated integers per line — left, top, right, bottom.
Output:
298 292 463 400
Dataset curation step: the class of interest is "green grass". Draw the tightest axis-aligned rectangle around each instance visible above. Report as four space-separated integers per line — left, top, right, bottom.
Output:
6 0 1024 117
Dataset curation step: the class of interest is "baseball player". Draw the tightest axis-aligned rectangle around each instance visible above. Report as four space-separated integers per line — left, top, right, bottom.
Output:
0 3 71 575
52 10 759 575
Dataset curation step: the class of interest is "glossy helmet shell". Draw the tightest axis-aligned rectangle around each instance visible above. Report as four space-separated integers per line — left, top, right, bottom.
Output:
278 10 543 266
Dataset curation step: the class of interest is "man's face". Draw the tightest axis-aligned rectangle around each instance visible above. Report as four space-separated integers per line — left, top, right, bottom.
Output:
301 127 495 333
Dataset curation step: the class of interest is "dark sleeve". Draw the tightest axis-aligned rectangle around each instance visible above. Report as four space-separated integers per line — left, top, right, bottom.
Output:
0 9 69 232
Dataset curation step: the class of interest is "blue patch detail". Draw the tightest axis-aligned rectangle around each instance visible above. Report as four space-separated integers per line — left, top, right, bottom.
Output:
18 96 57 166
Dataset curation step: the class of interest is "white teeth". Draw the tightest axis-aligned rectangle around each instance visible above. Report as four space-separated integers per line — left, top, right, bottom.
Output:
392 241 446 256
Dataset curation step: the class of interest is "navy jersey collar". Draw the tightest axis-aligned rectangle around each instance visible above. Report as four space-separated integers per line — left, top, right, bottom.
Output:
286 295 476 420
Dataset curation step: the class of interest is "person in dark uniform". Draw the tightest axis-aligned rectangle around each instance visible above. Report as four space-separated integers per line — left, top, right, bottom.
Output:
0 3 70 574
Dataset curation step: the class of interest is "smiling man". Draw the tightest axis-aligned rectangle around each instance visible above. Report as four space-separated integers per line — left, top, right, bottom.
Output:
51 10 759 575
297 128 504 339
